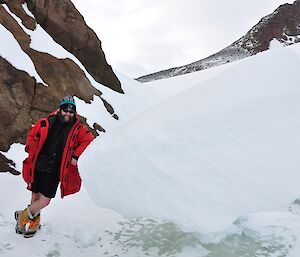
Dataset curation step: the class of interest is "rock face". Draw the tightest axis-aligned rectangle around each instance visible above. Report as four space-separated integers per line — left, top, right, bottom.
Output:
3 0 36 30
26 0 123 93
0 55 35 174
234 0 300 54
137 0 300 83
0 0 122 174
0 56 35 151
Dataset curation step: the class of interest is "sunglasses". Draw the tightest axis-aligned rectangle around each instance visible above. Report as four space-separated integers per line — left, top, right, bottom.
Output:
62 108 75 115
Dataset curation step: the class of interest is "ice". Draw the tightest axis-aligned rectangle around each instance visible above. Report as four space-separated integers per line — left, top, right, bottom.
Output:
80 44 300 234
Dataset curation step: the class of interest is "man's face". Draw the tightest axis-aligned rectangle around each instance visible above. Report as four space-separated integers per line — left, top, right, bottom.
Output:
60 107 75 123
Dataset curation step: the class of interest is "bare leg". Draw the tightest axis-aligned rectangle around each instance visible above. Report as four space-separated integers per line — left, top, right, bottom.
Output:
31 192 41 204
29 192 51 216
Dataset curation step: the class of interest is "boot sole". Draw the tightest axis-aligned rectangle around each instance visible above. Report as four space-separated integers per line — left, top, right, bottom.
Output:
23 225 41 238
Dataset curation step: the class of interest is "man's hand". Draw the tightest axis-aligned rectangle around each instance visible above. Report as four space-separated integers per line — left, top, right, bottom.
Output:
71 158 78 166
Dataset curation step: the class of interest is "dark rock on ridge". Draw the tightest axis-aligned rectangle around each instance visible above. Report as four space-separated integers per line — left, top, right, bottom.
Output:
137 0 300 82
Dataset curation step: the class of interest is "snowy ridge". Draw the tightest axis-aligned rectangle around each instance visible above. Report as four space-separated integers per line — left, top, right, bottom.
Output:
136 44 251 83
137 1 300 83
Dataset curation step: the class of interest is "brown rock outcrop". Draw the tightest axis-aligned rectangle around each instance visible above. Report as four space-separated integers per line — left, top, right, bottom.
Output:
3 0 36 30
25 0 123 93
0 4 105 116
239 0 300 53
0 56 35 151
0 153 19 175
0 3 118 173
0 4 31 50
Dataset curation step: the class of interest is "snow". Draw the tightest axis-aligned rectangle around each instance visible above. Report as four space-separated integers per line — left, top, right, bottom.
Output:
74 96 118 131
0 143 27 171
1 43 300 256
0 171 126 256
145 61 241 96
269 38 285 49
32 4 166 127
1 2 300 255
0 23 45 84
80 44 300 234
92 70 167 127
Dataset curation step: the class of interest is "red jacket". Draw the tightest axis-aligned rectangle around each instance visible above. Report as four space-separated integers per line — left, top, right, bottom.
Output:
22 110 95 198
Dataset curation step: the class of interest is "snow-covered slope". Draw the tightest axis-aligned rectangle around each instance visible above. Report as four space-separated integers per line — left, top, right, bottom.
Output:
1 44 300 257
81 42 300 233
137 0 300 83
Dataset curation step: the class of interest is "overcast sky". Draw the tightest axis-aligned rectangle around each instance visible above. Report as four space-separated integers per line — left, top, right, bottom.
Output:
71 0 295 78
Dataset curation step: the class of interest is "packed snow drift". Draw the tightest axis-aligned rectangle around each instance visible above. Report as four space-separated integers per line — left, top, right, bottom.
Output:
81 42 300 234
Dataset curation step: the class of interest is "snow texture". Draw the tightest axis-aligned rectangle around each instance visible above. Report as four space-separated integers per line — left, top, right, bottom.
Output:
1 3 300 255
1 44 300 257
81 44 300 234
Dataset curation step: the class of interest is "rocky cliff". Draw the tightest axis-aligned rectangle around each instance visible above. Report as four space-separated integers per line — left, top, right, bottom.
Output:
137 0 300 83
0 0 122 174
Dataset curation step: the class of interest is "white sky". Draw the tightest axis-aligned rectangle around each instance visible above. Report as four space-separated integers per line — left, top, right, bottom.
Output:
71 0 295 78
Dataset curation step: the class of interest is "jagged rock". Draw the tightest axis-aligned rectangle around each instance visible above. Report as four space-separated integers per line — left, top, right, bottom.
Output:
0 5 31 50
0 4 108 112
0 153 19 175
137 0 300 82
0 2 119 172
0 52 105 170
100 97 114 115
238 0 300 53
27 49 102 111
5 0 36 30
0 56 35 151
25 0 123 93
93 123 105 134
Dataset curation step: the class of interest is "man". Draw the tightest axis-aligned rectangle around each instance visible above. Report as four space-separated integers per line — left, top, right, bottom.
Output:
16 96 95 238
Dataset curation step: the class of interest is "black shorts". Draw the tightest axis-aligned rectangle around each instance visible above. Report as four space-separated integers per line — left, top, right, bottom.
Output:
29 168 60 199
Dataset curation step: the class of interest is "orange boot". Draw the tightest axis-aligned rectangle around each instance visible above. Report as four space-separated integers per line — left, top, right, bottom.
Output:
15 207 41 237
